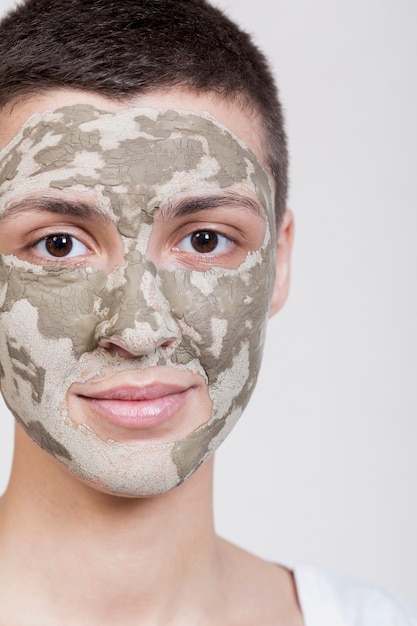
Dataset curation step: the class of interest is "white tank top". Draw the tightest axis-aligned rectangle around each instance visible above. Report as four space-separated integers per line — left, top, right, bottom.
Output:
294 565 417 625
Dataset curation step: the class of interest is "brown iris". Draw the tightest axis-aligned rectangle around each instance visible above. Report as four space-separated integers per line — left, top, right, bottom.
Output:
45 234 73 257
190 231 219 253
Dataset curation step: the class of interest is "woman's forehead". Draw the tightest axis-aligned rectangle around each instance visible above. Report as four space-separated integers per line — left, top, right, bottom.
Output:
0 104 275 231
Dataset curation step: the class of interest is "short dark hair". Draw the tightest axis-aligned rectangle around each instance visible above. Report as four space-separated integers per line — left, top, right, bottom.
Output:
0 0 288 224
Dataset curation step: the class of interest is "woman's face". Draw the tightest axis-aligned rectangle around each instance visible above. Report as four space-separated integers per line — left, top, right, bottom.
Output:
0 90 280 496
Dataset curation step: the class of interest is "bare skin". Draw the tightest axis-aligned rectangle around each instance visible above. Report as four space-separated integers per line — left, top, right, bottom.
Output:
0 89 301 625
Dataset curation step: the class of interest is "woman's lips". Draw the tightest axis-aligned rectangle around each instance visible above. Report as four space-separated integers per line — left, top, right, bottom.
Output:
77 384 192 430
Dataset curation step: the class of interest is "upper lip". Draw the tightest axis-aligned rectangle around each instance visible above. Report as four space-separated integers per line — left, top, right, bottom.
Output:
78 383 189 402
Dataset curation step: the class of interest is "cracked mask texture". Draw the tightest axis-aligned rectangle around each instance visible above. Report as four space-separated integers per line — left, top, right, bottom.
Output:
0 105 276 496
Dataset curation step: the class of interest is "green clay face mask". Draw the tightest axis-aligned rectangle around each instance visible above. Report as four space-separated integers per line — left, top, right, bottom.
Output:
0 105 276 496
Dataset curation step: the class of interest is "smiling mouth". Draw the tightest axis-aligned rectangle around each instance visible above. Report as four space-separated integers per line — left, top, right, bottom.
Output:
77 384 193 430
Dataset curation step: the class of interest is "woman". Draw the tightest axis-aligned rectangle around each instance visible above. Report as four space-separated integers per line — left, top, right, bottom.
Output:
0 0 415 622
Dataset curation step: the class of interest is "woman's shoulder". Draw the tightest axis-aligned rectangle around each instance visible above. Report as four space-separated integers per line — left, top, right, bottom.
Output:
293 564 417 626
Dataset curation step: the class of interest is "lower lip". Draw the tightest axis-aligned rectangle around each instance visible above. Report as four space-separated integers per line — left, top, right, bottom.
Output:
80 390 190 430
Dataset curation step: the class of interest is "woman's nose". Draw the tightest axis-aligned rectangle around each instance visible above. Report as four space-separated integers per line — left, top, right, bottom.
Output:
95 255 180 358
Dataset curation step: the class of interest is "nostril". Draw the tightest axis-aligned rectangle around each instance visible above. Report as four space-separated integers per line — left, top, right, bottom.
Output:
97 326 181 359
155 335 178 350
98 337 136 358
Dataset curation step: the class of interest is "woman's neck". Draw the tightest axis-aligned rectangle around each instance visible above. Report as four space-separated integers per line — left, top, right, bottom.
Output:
0 425 223 625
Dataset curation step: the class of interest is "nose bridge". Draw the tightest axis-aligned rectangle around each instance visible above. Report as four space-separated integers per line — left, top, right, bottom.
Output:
97 251 179 356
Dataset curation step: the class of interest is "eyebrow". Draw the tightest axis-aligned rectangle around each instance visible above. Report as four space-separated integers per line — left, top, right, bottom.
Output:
0 191 264 224
0 197 110 224
158 192 264 221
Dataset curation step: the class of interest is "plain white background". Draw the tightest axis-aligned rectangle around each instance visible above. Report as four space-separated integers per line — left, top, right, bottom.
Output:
0 0 416 607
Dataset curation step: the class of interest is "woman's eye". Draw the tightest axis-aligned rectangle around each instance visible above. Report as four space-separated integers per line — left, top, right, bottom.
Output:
33 234 89 258
175 230 232 254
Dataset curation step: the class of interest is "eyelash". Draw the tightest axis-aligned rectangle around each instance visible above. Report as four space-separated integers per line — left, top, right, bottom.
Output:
174 229 234 255
31 233 90 259
29 228 234 260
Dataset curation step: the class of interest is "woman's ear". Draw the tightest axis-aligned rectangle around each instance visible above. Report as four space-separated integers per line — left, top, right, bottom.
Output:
268 209 294 318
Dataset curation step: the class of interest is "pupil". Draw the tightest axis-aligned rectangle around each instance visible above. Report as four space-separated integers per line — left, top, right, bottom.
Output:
45 235 73 257
191 231 218 253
